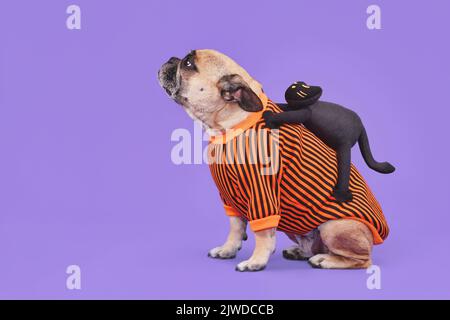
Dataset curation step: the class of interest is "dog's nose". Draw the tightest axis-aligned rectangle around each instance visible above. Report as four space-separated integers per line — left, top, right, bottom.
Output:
167 57 180 64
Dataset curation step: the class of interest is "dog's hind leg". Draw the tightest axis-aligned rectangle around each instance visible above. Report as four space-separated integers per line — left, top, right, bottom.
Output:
308 220 373 269
308 253 371 269
282 230 326 261
283 245 310 260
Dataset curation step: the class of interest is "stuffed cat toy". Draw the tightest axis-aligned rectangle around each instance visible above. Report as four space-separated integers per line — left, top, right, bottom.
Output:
263 81 395 202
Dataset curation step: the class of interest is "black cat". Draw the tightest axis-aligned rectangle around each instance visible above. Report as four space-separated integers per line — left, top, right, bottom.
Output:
263 81 395 203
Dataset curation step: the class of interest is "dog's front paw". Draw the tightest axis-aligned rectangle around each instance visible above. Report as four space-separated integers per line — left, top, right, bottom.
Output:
263 111 280 129
208 245 240 259
235 259 267 272
332 188 353 203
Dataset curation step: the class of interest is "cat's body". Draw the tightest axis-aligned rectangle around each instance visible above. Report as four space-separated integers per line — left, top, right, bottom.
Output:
264 82 395 202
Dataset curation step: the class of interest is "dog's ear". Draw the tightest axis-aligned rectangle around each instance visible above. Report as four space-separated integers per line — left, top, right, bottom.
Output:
217 74 263 112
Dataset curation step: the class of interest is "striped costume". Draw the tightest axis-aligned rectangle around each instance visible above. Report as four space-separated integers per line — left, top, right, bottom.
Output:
208 94 388 244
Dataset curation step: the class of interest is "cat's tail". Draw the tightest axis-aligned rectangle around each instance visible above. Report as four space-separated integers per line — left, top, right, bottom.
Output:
358 127 396 174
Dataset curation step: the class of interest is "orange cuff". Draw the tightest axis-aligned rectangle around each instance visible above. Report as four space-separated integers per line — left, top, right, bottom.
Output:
249 215 280 232
224 205 241 217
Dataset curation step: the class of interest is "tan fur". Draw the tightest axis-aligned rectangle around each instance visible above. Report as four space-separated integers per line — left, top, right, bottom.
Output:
208 216 247 259
173 50 263 134
284 220 373 269
283 229 324 260
235 228 276 272
309 220 373 269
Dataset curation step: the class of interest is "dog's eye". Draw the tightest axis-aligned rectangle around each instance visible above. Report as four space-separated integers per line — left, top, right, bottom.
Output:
183 55 196 71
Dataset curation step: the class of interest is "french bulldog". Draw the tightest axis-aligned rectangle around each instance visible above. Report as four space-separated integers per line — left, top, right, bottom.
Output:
158 49 386 271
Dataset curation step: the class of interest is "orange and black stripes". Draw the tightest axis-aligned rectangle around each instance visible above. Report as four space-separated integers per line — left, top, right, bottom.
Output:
208 97 389 244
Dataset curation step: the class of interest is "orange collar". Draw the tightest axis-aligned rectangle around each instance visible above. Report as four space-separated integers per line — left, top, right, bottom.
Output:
209 92 268 144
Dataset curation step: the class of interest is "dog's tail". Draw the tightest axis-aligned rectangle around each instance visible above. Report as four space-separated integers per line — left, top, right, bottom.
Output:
358 127 395 174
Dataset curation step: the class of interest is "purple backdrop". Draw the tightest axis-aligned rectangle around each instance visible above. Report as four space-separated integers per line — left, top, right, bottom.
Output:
1 0 449 299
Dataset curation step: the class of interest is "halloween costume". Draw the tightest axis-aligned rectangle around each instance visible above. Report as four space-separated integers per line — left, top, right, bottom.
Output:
263 82 395 203
208 95 389 244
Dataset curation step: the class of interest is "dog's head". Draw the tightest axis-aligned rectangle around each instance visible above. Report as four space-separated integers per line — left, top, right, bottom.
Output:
158 49 264 130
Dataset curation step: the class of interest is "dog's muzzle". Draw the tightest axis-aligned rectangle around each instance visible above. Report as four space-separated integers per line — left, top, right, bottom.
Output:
158 57 181 97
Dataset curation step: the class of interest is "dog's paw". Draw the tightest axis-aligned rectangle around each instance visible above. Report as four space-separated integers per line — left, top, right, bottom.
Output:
332 188 353 203
208 245 240 259
263 111 280 129
308 254 343 269
282 247 310 261
235 259 267 272
308 254 328 269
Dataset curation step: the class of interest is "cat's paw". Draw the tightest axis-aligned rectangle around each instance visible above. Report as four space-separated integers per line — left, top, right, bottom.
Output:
332 188 353 203
263 111 280 129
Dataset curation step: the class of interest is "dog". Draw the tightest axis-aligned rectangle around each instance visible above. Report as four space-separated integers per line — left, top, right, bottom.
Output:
158 49 389 271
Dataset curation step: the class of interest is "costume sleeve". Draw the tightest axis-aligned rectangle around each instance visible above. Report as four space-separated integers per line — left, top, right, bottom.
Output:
219 194 241 217
223 205 241 217
244 131 282 232
245 164 281 232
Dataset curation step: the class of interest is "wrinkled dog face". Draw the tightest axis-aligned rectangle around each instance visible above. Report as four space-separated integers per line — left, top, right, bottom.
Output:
158 49 263 129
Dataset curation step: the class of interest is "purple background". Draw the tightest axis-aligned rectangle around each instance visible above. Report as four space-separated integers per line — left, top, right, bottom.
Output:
1 0 449 299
